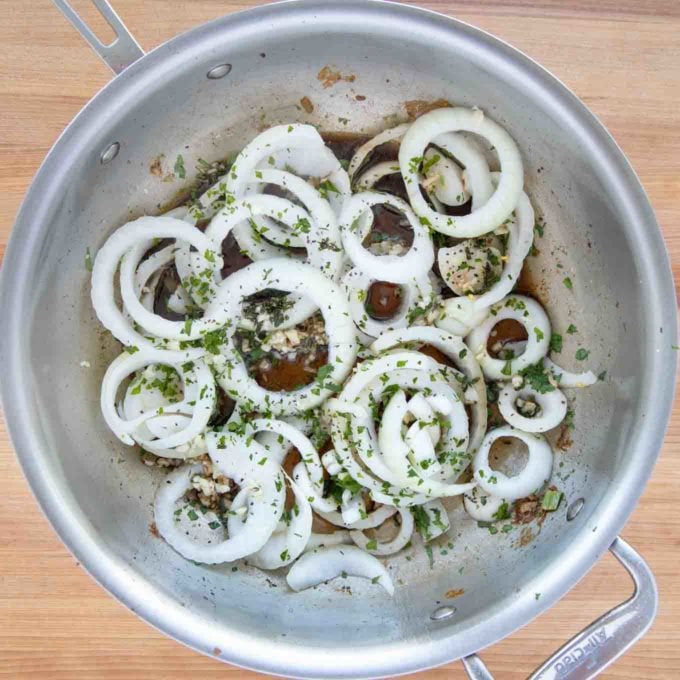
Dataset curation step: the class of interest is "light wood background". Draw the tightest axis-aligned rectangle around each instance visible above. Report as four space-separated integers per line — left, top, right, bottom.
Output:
1 1 679 678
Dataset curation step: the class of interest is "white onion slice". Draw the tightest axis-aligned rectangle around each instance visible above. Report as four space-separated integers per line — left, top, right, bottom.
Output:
422 147 469 206
473 426 553 501
120 234 223 344
341 490 366 525
305 531 352 551
210 258 357 415
463 486 509 523
498 382 568 432
418 499 451 541
223 124 327 198
122 365 208 457
207 194 343 329
371 326 487 454
350 508 414 555
470 187 535 310
328 353 474 504
243 168 340 251
321 449 343 477
436 296 490 337
399 107 523 236
355 160 401 191
247 477 312 569
246 418 325 493
354 158 446 213
466 295 551 380
438 240 503 297
256 138 351 219
544 358 598 387
431 132 493 211
338 192 434 284
155 437 285 564
101 349 215 453
343 268 434 340
292 462 338 514
348 123 411 180
91 216 221 352
316 504 398 530
286 545 394 595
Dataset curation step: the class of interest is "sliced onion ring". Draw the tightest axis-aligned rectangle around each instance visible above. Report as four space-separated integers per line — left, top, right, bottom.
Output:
338 191 434 284
545 358 598 387
348 123 410 181
463 487 508 523
498 382 568 433
286 545 394 595
466 295 551 380
343 268 434 341
371 326 487 454
91 215 220 351
473 426 553 501
209 258 358 415
399 107 523 237
350 508 414 556
101 349 215 453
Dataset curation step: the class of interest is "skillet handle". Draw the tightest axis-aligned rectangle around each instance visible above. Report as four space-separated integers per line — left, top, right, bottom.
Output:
52 0 144 75
462 537 657 680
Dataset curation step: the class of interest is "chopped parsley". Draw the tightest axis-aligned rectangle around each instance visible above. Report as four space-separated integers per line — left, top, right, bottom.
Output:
519 360 555 393
575 348 590 361
549 333 563 353
562 277 573 290
541 489 563 511
174 154 186 179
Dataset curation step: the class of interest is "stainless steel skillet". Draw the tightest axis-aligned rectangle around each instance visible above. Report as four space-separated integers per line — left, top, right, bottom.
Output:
0 1 676 678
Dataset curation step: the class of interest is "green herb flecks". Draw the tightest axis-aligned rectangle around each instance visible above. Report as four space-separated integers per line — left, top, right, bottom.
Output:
174 154 186 179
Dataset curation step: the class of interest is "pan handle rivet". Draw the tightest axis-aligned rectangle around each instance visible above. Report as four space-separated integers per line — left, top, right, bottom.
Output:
566 497 585 521
430 605 455 621
100 142 120 165
207 63 232 79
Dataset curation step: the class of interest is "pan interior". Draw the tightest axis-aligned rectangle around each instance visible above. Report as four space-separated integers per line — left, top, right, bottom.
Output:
7 2 673 675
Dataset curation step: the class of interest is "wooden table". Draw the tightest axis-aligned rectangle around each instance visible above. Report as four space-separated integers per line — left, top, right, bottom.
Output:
1 1 678 678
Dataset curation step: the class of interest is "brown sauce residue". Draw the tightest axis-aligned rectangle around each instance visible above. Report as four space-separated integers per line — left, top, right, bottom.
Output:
366 282 403 320
220 232 252 279
556 425 573 451
252 349 328 393
487 319 528 357
404 98 451 120
322 131 371 163
149 522 160 538
514 496 540 525
317 66 356 88
445 588 465 599
149 155 164 177
300 96 314 113
515 263 548 306
418 343 455 368
517 526 535 547
370 203 414 244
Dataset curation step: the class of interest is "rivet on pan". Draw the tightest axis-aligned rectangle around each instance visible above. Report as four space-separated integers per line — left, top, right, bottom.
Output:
207 63 232 79
100 142 120 165
567 497 585 522
430 606 456 621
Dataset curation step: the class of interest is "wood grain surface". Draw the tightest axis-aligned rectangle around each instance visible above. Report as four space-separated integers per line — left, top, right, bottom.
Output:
1 1 679 678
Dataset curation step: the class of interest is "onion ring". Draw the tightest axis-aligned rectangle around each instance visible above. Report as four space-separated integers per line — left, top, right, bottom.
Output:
399 107 523 237
466 295 551 380
473 426 553 501
286 545 394 595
